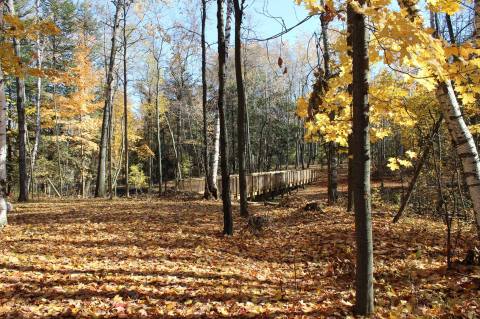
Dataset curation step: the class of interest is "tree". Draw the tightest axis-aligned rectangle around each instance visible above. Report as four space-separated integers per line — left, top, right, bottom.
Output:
207 0 233 199
28 0 45 197
319 4 337 205
201 0 212 199
152 39 165 196
7 0 28 202
122 0 130 197
61 38 102 198
351 0 374 314
395 0 480 239
96 0 121 197
233 0 248 217
346 3 354 212
0 0 9 225
217 0 233 235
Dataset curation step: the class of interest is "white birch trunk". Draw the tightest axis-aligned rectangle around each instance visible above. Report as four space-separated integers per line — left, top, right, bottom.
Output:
209 112 220 192
397 0 480 238
436 81 480 238
0 0 10 225
28 0 43 193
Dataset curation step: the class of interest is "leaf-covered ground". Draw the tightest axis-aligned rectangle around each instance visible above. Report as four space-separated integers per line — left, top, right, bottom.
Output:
0 183 479 318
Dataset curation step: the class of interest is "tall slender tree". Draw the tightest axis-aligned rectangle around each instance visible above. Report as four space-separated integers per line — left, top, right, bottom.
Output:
28 0 44 197
96 0 121 197
351 0 374 314
152 38 165 196
122 0 130 197
233 0 248 217
217 0 233 235
346 3 354 212
7 0 28 202
208 0 232 199
319 4 337 205
0 0 9 225
201 0 212 199
397 0 480 240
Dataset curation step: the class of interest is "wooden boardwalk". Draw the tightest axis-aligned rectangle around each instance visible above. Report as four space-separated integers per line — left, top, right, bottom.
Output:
178 168 323 199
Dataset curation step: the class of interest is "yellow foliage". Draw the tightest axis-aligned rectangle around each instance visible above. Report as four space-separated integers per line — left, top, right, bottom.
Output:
136 144 155 160
296 96 309 118
295 0 324 14
426 0 460 14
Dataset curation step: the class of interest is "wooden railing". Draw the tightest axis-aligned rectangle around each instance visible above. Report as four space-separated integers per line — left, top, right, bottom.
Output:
177 168 323 199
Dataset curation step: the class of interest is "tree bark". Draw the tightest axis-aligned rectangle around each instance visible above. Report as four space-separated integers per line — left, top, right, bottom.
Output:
155 57 163 196
0 0 9 225
209 114 220 198
8 0 28 202
201 0 212 199
437 82 480 238
351 0 374 314
217 0 233 235
28 0 43 197
122 0 129 198
398 0 480 239
208 0 232 199
319 9 338 204
346 2 354 212
233 0 248 217
96 0 121 197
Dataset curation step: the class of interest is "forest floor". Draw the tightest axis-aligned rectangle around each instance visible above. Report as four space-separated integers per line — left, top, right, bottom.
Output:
0 178 479 318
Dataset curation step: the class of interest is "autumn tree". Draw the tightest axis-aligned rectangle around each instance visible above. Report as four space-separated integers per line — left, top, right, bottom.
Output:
122 0 131 197
351 0 374 314
96 0 121 197
61 38 101 197
7 0 28 202
0 0 9 225
217 0 233 235
233 0 248 217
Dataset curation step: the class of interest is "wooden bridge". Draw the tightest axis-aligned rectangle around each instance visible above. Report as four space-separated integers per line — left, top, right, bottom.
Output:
177 168 323 199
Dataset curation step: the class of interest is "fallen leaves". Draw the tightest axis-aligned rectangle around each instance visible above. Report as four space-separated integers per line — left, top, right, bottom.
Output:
0 190 478 318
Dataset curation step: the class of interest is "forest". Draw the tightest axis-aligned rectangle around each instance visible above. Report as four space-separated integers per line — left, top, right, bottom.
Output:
0 0 480 317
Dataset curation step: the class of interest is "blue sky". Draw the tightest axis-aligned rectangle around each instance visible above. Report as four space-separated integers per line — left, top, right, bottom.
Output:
204 0 318 45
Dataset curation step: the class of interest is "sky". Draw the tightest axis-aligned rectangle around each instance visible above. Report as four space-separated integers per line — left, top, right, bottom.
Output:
242 0 316 40
204 0 318 45
127 0 320 107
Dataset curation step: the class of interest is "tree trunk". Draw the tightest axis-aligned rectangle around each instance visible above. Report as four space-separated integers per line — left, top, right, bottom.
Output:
398 0 480 239
436 82 480 238
201 0 212 199
155 61 163 196
8 0 28 202
96 0 120 197
208 0 232 199
209 114 220 198
165 112 181 183
217 0 233 235
108 87 115 199
0 0 9 225
320 10 338 204
393 116 443 223
347 134 354 211
233 0 248 217
123 0 129 198
346 2 354 212
28 0 43 197
351 0 374 314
